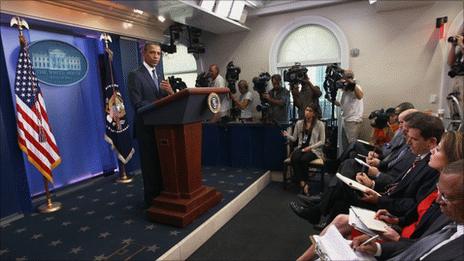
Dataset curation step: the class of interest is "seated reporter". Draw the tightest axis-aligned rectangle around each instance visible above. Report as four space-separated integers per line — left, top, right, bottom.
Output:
352 160 464 261
291 112 442 227
297 131 463 261
231 80 254 122
282 103 325 195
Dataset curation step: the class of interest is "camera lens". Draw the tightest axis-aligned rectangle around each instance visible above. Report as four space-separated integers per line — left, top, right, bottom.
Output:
448 36 457 44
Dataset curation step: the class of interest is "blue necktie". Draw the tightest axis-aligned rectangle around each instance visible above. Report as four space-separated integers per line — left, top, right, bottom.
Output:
152 69 159 93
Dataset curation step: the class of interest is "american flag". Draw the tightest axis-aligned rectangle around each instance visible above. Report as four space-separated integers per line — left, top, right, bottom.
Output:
14 36 61 183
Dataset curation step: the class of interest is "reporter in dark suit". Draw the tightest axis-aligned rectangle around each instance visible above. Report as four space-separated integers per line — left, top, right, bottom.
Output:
128 42 174 206
353 160 464 261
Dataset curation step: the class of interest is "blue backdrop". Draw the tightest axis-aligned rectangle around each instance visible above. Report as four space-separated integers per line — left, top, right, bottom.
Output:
0 17 141 217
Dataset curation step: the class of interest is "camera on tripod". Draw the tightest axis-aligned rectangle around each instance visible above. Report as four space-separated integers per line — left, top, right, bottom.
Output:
195 72 211 87
225 61 241 94
253 72 271 94
252 72 272 116
283 62 308 84
323 64 356 101
167 76 187 92
447 34 464 78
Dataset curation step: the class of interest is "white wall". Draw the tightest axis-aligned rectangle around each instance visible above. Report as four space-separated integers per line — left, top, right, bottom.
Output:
202 1 462 128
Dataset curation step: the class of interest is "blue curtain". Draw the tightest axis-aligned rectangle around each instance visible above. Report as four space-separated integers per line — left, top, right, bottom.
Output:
0 18 117 199
0 30 33 217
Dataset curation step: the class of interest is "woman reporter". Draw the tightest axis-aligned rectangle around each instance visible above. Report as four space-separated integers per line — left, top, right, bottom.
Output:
282 103 325 196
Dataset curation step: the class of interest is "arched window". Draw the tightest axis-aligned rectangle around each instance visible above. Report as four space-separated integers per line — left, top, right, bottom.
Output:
277 25 340 120
163 44 198 88
271 16 349 120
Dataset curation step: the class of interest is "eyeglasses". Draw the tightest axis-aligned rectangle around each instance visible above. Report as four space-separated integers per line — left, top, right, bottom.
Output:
436 183 464 203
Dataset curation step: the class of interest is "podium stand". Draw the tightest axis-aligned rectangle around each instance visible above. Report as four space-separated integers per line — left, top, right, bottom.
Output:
140 87 228 227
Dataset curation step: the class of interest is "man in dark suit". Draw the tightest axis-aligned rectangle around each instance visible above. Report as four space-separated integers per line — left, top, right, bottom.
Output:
128 42 174 207
352 160 464 261
291 112 442 223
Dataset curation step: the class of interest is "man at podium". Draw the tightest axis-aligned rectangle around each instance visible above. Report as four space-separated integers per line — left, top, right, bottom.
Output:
128 42 174 207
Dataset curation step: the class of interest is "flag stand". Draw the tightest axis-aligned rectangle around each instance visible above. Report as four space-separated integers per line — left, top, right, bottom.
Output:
38 177 62 213
116 160 133 184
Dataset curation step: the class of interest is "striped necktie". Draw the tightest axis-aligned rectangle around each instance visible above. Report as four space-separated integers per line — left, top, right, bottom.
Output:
387 224 457 261
384 156 421 195
152 69 159 93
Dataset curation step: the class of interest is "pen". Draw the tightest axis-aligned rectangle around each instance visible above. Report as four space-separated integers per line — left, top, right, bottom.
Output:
357 154 367 158
360 234 380 246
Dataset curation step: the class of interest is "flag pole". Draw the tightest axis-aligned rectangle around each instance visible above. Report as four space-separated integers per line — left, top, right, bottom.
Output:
38 177 62 213
100 33 133 184
10 16 62 213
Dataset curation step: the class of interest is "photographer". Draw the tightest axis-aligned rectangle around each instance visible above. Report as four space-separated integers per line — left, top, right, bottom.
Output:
332 69 364 145
263 74 290 123
447 29 464 104
290 73 322 119
230 80 254 122
208 64 230 121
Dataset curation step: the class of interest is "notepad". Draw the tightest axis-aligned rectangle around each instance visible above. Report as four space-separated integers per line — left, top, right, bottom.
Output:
311 225 376 261
336 173 382 197
350 206 389 233
355 158 371 168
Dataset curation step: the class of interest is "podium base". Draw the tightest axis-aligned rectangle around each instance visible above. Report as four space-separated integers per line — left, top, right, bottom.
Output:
147 186 222 227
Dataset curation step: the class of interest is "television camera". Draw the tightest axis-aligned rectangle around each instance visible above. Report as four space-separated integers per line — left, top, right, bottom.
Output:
168 76 187 93
253 72 271 114
225 61 241 94
323 63 356 103
195 72 211 87
283 62 308 85
447 35 464 78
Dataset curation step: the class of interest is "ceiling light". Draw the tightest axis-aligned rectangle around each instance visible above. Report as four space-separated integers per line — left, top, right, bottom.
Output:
369 0 377 4
158 15 166 23
133 9 144 15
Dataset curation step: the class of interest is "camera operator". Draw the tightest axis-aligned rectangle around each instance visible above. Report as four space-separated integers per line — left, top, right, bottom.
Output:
332 69 364 145
262 74 290 123
290 73 322 120
208 64 230 121
447 29 464 104
230 80 254 122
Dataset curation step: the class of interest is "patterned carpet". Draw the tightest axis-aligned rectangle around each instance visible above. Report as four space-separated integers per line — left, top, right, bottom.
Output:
0 166 266 260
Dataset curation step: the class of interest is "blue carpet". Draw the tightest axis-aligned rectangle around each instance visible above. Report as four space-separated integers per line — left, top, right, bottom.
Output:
0 166 266 260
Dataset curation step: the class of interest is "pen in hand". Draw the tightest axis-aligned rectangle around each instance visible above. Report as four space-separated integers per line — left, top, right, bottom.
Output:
359 234 380 247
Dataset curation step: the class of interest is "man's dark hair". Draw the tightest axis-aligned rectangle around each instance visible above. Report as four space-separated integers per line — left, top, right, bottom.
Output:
395 102 414 114
143 42 161 52
407 113 444 142
271 74 282 82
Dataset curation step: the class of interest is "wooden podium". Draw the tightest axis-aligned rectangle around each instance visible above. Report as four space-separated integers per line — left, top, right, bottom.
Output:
140 87 229 227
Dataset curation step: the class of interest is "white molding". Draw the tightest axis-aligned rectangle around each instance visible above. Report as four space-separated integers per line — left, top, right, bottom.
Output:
158 171 271 260
0 0 165 42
